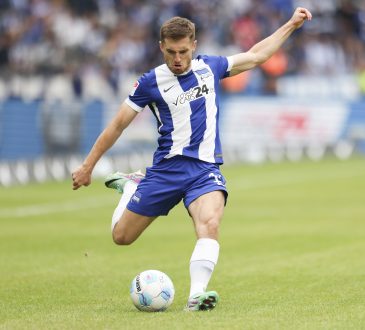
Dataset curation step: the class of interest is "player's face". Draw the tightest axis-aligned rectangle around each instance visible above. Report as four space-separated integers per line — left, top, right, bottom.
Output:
160 37 197 75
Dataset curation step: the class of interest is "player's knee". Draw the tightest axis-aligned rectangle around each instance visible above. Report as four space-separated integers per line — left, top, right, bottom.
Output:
207 218 220 235
199 216 220 237
112 231 135 245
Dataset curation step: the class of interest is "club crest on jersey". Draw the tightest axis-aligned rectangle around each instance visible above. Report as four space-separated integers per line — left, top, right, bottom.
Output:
173 83 214 106
195 68 213 81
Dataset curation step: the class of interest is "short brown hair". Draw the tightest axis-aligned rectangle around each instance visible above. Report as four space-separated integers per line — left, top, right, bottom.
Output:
160 16 195 42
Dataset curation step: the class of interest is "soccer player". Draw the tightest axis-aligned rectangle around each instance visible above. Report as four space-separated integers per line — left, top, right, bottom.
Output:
72 7 312 311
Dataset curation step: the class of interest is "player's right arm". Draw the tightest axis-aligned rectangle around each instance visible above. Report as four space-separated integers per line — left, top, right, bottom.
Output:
72 102 138 190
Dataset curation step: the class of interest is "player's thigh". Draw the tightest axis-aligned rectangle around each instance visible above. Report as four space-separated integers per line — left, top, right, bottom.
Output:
188 190 225 239
113 209 156 245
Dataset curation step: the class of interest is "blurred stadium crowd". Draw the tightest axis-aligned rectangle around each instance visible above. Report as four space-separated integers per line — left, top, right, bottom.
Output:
0 0 364 100
1 0 365 186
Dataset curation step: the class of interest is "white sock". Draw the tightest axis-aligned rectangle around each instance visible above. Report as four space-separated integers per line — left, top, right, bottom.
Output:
111 181 137 231
189 238 220 298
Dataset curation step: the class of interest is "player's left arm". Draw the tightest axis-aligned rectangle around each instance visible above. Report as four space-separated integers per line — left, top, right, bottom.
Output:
228 7 312 76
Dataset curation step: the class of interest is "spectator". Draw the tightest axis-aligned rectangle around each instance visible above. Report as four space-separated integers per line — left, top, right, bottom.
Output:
0 0 363 98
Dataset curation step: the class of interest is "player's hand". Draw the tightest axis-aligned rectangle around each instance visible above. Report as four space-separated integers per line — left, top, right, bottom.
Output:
72 165 92 190
289 7 312 29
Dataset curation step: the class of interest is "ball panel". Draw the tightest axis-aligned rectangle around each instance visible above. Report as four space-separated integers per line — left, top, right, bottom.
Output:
160 288 173 301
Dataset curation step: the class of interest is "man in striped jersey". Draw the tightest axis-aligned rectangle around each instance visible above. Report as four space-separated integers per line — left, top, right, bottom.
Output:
72 7 312 311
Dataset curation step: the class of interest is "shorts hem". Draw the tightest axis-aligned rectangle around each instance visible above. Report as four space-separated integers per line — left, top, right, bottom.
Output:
184 187 228 209
126 205 169 217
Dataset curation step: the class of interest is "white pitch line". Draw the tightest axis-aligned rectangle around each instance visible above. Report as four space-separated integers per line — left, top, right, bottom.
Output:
0 196 116 219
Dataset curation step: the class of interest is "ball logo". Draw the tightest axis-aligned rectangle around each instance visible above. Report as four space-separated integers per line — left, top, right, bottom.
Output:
136 274 141 292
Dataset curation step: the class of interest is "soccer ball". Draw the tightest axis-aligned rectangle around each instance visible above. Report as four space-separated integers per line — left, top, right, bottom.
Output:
130 270 175 312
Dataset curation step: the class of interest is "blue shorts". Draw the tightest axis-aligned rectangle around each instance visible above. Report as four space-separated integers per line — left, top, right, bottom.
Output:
127 156 228 217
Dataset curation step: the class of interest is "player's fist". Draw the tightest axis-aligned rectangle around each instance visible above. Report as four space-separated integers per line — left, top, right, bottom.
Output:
289 7 312 29
72 165 92 190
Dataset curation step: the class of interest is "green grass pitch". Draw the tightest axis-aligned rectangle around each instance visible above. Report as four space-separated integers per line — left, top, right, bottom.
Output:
0 156 364 329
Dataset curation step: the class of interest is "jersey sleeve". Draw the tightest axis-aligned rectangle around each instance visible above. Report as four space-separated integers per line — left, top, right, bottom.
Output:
125 73 151 112
199 55 232 79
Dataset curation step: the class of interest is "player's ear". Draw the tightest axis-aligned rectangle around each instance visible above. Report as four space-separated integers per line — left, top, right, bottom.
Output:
159 40 164 52
192 40 197 52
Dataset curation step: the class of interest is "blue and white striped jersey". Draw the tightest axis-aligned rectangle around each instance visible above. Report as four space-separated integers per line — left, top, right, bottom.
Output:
126 55 233 165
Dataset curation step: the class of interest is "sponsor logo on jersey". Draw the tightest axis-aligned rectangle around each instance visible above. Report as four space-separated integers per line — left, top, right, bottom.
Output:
173 83 214 106
163 85 174 93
